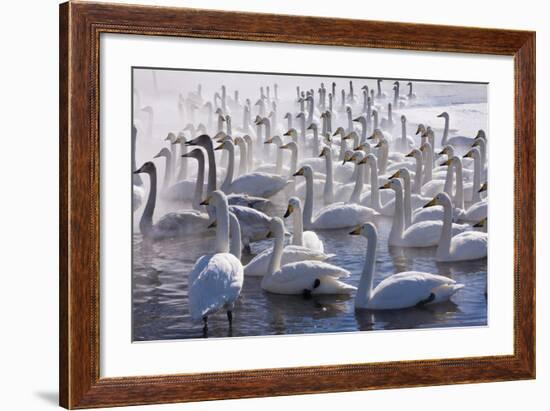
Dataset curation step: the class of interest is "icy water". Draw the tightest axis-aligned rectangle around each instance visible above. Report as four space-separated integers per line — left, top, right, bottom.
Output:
132 70 487 341
132 204 487 341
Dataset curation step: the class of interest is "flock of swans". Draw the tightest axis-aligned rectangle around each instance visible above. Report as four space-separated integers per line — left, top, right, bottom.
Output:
133 76 488 334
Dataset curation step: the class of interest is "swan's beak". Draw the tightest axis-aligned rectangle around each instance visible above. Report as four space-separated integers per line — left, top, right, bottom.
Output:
173 137 181 144
264 138 273 144
437 113 445 118
318 150 325 158
214 144 224 151
405 151 414 158
280 144 289 150
463 151 473 158
208 220 217 229
200 196 212 206
415 125 422 135
266 231 273 238
473 218 487 228
153 152 162 159
423 197 438 208
478 183 488 193
379 182 392 190
358 157 368 165
438 148 448 155
349 226 362 235
440 159 452 166
133 166 144 174
472 140 480 147
374 141 383 148
367 133 375 140
307 124 314 130
293 168 305 177
353 116 361 122
284 204 294 218
389 170 400 179
283 130 291 136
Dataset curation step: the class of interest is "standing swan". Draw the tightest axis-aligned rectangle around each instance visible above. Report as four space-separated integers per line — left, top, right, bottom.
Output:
261 218 356 295
189 191 244 332
350 223 464 309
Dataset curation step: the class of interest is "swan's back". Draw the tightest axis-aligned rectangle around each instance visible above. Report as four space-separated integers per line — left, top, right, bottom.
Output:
229 172 287 198
152 211 210 240
189 253 244 322
312 203 378 230
244 245 331 277
446 231 488 261
367 271 462 310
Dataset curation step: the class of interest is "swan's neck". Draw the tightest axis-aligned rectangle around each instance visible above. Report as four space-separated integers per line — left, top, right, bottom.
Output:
350 162 365 204
292 207 304 246
377 81 382 96
217 116 224 133
286 115 292 131
289 146 298 178
442 116 449 146
228 213 242 260
355 231 377 308
454 161 464 209
162 152 172 190
422 147 433 184
373 111 379 130
443 162 454 197
436 199 453 259
267 228 285 275
177 140 188 181
140 169 157 236
378 144 388 175
359 118 367 144
324 152 335 205
413 156 422 194
402 175 412 228
370 159 382 210
192 153 205 211
221 144 235 192
215 200 230 254
274 142 283 176
408 83 413 96
303 173 315 229
312 127 320 158
401 121 407 143
226 117 232 136
237 142 247 176
339 135 348 161
307 100 314 124
389 185 405 244
298 116 306 141
203 140 217 195
246 139 254 171
472 152 482 203
347 110 353 133
132 130 142 186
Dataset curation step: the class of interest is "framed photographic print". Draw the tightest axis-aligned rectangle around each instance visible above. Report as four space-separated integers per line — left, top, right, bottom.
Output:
59 1 535 409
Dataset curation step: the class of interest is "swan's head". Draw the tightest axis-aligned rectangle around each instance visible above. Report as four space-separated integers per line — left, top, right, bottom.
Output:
437 112 449 119
420 141 432 152
473 218 487 228
374 139 387 149
296 112 305 119
306 123 317 131
153 147 170 159
343 131 357 141
439 156 454 167
284 197 302 218
164 132 176 143
280 141 297 152
415 124 426 135
379 178 402 192
405 148 421 160
319 146 331 158
350 151 365 164
215 107 224 116
202 190 227 208
243 134 252 144
181 148 203 161
349 222 377 241
475 129 487 140
393 81 399 86
213 131 228 142
462 146 480 159
423 192 452 208
353 115 363 122
332 126 345 136
183 123 194 132
342 150 354 164
407 81 412 86
377 79 383 84
293 165 313 178
134 161 155 175
186 134 212 147
234 136 245 146
355 143 371 154
479 182 488 193
267 217 285 239
388 102 393 110
346 106 352 113
214 139 233 152
401 115 407 123
361 85 368 91
283 128 298 137
438 145 453 156
254 99 264 107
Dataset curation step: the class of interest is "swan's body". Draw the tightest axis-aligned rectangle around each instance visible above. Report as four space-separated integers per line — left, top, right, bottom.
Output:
285 197 325 253
188 191 244 330
351 223 464 310
260 218 356 295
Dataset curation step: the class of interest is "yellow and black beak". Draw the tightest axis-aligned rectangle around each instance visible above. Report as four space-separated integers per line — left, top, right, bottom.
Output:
284 204 294 218
374 141 383 148
478 182 488 193
463 151 473 158
358 157 368 165
266 231 273 239
438 148 448 156
349 225 362 235
367 133 375 140
283 130 291 136
405 151 414 158
379 181 392 190
214 143 224 151
264 138 273 144
389 170 400 179
440 159 452 167
200 196 212 206
293 167 305 177
423 197 438 208
473 218 487 228
208 220 217 229
279 143 289 150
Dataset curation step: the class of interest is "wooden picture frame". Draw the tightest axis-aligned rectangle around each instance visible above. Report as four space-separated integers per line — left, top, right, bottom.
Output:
59 1 535 408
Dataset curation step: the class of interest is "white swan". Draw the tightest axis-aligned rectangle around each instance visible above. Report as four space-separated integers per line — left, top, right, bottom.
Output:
350 223 464 309
133 162 211 240
215 139 288 198
424 192 487 262
188 191 244 331
132 125 145 211
260 217 356 295
382 178 468 247
284 197 326 253
461 183 488 222
437 112 482 152
294 166 379 230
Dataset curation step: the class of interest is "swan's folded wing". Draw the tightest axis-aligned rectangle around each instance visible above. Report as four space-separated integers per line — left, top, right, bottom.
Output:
189 253 244 321
229 172 287 197
450 232 488 260
369 272 458 310
273 261 351 283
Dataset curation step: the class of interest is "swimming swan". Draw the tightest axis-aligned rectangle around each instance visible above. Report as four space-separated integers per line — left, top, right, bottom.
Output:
350 223 464 309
